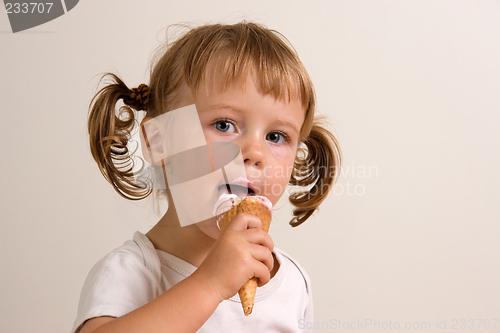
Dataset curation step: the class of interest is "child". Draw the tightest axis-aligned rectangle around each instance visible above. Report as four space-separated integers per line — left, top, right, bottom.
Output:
73 21 342 333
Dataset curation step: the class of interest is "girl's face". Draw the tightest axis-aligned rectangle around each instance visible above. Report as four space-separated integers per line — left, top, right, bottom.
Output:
182 70 305 238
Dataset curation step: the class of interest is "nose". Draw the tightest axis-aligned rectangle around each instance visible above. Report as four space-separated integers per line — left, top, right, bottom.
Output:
239 135 265 168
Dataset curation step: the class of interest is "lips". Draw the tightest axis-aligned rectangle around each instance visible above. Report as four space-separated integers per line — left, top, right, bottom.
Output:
217 177 256 197
217 184 255 197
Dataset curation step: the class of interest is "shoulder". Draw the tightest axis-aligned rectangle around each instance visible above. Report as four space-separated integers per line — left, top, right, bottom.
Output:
79 232 163 305
87 232 159 279
269 247 314 321
273 247 312 294
72 232 162 333
93 237 142 267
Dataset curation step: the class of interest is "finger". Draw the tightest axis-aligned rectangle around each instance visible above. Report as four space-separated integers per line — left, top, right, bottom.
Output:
242 228 274 252
253 261 271 287
226 213 262 231
247 243 274 272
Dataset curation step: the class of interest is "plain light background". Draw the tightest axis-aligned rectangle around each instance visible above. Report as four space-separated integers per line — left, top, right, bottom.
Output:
1 1 499 332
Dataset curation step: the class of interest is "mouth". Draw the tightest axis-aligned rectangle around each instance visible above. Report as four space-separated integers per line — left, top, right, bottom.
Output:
217 184 255 197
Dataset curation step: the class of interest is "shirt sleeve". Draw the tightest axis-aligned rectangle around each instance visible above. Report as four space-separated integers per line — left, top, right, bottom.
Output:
71 250 159 333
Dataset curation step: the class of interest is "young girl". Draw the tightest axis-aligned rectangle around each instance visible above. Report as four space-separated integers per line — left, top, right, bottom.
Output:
73 21 342 333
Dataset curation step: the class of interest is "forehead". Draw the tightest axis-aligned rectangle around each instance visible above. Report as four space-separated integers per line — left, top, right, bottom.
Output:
195 56 304 107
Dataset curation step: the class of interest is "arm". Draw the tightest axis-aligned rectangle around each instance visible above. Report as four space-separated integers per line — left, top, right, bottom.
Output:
86 272 221 333
80 213 274 333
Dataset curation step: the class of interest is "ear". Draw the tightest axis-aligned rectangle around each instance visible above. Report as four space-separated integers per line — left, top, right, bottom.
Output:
140 117 168 165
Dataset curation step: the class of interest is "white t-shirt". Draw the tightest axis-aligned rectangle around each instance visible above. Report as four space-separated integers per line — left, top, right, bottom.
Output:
71 231 313 333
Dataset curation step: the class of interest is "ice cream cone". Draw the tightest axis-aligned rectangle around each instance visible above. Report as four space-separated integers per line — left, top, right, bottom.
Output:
216 196 272 315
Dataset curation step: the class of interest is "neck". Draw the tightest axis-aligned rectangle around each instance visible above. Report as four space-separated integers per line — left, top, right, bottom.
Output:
146 204 216 268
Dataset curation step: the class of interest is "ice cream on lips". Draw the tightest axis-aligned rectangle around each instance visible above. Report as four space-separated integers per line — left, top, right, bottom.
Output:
213 194 273 226
212 192 239 217
213 177 273 220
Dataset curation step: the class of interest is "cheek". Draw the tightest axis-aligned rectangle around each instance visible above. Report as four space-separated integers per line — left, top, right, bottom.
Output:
202 127 217 143
264 147 296 182
267 143 297 163
260 160 295 198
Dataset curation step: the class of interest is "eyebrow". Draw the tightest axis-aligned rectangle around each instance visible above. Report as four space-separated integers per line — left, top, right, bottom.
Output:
202 104 244 114
204 104 300 133
276 119 300 134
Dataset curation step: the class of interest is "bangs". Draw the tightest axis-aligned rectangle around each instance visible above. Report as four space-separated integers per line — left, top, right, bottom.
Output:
183 23 313 112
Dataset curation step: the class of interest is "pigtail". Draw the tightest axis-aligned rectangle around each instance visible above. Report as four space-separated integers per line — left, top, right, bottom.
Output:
88 72 152 200
289 115 342 227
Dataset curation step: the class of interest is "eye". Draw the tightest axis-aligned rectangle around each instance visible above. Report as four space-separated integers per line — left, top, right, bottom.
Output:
212 119 236 133
266 131 289 144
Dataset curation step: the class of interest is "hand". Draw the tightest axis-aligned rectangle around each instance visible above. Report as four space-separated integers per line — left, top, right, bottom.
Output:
192 212 274 303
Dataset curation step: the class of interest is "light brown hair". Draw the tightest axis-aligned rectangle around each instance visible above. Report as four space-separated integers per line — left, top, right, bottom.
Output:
88 21 342 227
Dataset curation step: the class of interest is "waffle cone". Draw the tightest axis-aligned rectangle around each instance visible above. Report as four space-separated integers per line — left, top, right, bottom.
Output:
216 197 272 315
